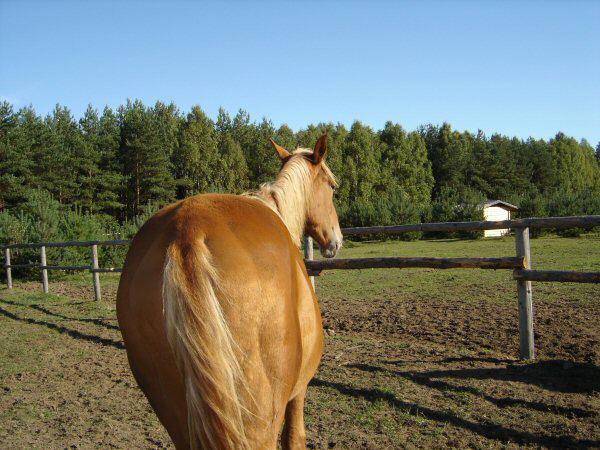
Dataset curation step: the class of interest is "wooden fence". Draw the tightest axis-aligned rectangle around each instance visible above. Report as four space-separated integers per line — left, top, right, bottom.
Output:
2 239 129 301
303 215 600 361
2 215 599 360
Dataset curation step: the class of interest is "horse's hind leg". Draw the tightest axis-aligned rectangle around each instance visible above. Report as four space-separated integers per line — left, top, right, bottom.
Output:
281 386 308 450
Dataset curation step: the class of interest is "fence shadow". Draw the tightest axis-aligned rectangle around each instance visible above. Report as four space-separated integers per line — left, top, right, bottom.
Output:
310 376 599 448
348 363 597 418
29 304 120 331
387 359 600 394
0 304 124 350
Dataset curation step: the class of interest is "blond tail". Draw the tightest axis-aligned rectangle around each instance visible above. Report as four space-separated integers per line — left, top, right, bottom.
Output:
162 240 249 450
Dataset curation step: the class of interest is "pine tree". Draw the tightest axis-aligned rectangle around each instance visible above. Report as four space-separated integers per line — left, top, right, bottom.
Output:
78 105 103 212
274 124 297 151
78 105 124 215
217 132 250 193
120 100 176 217
340 121 381 203
96 107 125 215
37 105 83 204
421 123 473 197
228 110 279 187
0 102 28 209
549 133 598 194
173 105 220 196
250 118 279 186
524 137 558 194
379 122 434 208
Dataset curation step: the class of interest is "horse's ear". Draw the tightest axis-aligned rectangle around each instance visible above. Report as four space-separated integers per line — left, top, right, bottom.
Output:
312 134 328 164
270 139 291 161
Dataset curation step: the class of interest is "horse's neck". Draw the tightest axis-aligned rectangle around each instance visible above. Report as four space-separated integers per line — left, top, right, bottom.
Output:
255 178 309 248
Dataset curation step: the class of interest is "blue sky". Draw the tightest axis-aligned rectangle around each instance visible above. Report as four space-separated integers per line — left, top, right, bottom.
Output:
1 1 599 143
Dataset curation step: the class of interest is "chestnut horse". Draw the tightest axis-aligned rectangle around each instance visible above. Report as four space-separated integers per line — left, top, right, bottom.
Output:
117 135 342 449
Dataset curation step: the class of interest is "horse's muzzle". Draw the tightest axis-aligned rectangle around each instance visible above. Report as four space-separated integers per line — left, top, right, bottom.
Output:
320 237 342 259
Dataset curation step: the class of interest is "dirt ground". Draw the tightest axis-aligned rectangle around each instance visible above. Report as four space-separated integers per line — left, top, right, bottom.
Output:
0 277 599 449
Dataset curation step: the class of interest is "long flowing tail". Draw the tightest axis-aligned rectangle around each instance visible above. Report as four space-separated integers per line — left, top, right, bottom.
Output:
162 240 249 450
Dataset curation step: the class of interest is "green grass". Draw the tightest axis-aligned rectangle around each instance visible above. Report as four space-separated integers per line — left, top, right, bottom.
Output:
46 271 121 288
0 289 117 379
314 234 600 304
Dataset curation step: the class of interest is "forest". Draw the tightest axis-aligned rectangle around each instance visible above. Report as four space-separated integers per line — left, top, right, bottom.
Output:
1 99 599 248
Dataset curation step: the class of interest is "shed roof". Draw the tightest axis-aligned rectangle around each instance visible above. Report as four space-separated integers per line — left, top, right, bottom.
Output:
480 200 519 211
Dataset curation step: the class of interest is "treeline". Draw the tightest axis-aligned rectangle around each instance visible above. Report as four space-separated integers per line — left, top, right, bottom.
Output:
1 99 599 247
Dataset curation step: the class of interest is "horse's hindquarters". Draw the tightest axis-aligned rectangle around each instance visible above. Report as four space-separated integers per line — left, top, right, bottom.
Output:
116 194 323 449
117 203 190 447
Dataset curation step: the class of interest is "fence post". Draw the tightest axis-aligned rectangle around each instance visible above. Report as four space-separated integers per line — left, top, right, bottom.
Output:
515 227 534 360
4 248 12 289
91 244 101 301
40 246 49 294
303 235 315 289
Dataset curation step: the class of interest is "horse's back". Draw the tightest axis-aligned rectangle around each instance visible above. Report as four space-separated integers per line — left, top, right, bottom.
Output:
117 194 320 448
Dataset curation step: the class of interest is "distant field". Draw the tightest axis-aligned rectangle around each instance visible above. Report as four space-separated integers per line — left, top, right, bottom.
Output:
0 235 598 448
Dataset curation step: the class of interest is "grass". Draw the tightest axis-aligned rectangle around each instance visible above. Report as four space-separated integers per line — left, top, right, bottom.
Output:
314 234 600 304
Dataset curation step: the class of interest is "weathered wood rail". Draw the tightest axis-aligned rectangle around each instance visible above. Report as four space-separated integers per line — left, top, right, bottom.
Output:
340 215 600 236
1 239 127 301
305 256 525 273
2 215 599 360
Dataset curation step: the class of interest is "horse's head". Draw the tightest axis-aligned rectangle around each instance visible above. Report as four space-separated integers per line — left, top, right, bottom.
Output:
270 135 343 258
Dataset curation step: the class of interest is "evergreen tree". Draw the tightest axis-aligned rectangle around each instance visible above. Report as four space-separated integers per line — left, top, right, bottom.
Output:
78 105 103 212
250 118 279 186
228 110 279 187
274 124 297 152
78 105 124 215
523 137 558 194
379 121 434 208
36 105 83 204
120 100 176 217
0 102 29 208
96 107 125 215
173 105 220 196
215 107 233 134
217 132 250 193
421 123 472 196
466 130 494 196
1 99 598 231
549 133 598 194
340 121 381 203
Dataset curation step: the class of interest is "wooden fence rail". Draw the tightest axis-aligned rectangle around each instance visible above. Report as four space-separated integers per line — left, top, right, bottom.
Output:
340 215 600 236
1 239 129 301
305 256 525 275
2 215 599 360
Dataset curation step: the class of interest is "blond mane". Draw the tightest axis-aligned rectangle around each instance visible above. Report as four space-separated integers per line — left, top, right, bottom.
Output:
249 148 337 247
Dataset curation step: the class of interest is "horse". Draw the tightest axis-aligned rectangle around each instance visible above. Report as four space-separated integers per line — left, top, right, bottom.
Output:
116 135 342 449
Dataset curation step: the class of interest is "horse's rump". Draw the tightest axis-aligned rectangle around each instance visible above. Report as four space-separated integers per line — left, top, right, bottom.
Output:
119 194 311 448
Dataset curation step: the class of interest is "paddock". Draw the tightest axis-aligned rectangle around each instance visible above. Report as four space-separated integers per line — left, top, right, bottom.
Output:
3 215 599 359
0 233 598 448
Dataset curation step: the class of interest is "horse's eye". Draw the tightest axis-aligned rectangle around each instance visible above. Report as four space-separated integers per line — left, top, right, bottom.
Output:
330 184 336 192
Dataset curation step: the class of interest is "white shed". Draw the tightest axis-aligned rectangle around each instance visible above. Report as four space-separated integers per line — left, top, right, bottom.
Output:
480 200 519 237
